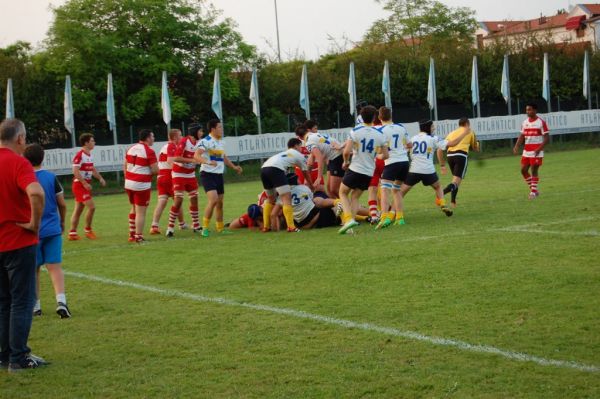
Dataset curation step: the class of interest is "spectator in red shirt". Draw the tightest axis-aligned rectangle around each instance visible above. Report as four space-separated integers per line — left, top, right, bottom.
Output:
0 119 48 372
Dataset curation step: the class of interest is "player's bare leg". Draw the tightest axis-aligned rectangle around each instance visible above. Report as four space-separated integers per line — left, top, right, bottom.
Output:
338 184 360 234
376 180 393 229
327 173 342 199
134 204 148 242
201 190 218 237
81 199 97 239
520 163 533 198
443 176 463 207
215 194 228 234
392 181 405 225
68 202 85 240
151 195 168 234
432 181 453 217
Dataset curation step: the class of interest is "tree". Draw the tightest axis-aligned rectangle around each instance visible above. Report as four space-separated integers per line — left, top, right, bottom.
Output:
364 0 477 51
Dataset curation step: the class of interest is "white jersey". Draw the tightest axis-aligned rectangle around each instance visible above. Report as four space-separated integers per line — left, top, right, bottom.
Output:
408 133 447 175
198 134 225 174
348 125 387 176
262 149 307 172
304 132 342 161
290 185 315 223
379 123 410 165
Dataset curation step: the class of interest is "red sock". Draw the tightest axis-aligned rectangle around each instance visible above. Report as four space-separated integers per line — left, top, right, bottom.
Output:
531 176 539 194
168 206 178 230
523 173 532 188
368 200 378 218
128 213 135 237
190 205 200 230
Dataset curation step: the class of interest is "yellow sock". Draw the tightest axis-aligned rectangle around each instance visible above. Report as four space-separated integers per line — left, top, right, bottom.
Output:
202 217 210 229
355 215 368 221
263 203 273 230
436 198 446 207
333 199 341 208
216 221 224 232
395 211 404 220
283 205 295 229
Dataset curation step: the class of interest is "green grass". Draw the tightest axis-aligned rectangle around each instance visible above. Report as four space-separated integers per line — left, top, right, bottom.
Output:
4 149 600 398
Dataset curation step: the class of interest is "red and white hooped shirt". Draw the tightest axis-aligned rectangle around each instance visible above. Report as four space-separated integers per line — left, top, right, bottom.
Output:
521 117 549 158
72 149 94 182
158 142 177 178
172 136 198 179
125 142 157 191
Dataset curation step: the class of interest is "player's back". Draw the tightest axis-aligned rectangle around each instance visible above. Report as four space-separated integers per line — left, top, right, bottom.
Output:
305 132 342 160
290 185 314 221
379 123 409 165
172 136 197 176
263 149 306 171
409 133 446 174
125 143 155 190
446 128 475 153
349 125 385 176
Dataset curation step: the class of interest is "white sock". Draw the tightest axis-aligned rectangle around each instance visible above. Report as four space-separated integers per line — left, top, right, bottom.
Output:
56 293 66 305
34 299 41 311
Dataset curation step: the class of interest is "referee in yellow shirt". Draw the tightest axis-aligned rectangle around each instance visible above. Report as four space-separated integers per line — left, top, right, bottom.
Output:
437 117 479 206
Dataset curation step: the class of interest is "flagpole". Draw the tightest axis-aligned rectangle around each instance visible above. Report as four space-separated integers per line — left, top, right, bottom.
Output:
472 56 481 118
6 78 15 119
585 50 592 110
543 53 552 113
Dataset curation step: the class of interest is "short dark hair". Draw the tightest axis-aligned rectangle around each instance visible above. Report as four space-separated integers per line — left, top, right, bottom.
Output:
295 125 307 138
24 143 44 166
287 138 302 148
207 119 221 132
79 133 94 147
419 119 434 134
458 117 470 127
379 106 392 122
188 123 203 138
526 103 538 110
0 118 25 143
304 120 318 130
360 105 377 124
139 129 153 142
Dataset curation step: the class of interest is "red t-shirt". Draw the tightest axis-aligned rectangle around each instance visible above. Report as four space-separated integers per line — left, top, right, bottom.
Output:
0 147 39 252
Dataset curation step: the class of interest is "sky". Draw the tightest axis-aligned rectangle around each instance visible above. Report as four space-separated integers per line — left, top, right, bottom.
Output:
0 0 574 59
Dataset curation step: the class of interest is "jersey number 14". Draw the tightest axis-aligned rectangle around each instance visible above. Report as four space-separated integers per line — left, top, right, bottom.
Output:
360 138 375 153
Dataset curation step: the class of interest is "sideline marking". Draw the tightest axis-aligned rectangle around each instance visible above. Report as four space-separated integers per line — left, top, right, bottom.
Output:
64 270 599 373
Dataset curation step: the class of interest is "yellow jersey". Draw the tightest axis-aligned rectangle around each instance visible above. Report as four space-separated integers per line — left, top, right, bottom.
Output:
446 128 477 153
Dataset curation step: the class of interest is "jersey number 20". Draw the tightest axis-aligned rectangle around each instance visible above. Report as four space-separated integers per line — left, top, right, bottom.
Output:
412 141 428 158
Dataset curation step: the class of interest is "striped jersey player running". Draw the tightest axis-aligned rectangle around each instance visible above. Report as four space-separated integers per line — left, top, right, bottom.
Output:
512 103 550 199
399 120 471 219
338 105 389 234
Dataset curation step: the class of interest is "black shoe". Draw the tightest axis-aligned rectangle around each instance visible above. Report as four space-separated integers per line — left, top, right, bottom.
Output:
165 230 174 238
193 227 202 233
56 302 71 319
441 206 453 217
8 354 49 373
33 308 42 316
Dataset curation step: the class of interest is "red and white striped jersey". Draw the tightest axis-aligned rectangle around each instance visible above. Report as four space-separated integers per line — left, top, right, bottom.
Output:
72 149 94 182
125 142 157 191
172 136 198 179
158 142 177 177
521 117 549 158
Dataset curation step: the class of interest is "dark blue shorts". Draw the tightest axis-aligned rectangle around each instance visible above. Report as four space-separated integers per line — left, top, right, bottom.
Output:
342 169 371 191
36 234 63 267
200 172 224 195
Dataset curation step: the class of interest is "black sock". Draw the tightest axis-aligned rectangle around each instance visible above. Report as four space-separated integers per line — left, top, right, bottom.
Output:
451 186 459 204
443 183 456 195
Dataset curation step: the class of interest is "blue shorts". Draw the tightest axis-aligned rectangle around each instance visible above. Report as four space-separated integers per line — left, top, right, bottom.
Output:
36 234 63 267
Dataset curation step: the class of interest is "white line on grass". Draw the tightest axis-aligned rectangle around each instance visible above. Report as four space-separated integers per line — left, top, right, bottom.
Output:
495 228 599 237
64 270 600 373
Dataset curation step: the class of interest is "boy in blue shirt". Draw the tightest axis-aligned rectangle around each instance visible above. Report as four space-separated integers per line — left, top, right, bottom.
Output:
23 144 71 318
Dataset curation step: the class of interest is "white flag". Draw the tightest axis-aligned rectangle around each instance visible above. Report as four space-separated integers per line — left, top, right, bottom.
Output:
64 75 76 147
212 69 223 120
583 50 590 100
471 56 480 107
249 67 260 117
161 71 171 126
501 55 511 104
382 60 392 109
348 62 357 116
542 53 551 102
299 64 310 119
427 58 437 111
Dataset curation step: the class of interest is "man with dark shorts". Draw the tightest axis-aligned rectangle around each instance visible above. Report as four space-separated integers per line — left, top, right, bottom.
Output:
0 118 48 372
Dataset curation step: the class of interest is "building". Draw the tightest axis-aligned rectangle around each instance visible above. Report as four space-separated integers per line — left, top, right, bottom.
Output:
476 4 600 50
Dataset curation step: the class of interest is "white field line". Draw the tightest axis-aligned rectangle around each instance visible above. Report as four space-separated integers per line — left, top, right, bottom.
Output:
64 270 599 373
496 228 599 237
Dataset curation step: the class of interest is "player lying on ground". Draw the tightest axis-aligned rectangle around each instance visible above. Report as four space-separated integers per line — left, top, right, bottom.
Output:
437 117 479 207
339 105 389 234
227 191 268 230
68 133 106 241
512 103 549 200
400 119 471 218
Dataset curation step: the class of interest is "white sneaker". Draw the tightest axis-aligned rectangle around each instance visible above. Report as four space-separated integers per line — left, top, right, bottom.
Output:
179 223 189 230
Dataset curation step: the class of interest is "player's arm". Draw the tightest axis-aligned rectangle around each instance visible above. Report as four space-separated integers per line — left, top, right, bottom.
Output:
16 182 45 233
192 147 216 166
377 144 389 161
342 139 352 170
376 139 389 160
92 167 106 187
445 128 471 148
123 158 128 174
310 147 326 184
470 132 480 152
513 134 524 155
224 154 243 174
535 134 550 156
437 149 447 174
148 151 159 175
72 164 91 190
173 141 196 164
54 177 67 232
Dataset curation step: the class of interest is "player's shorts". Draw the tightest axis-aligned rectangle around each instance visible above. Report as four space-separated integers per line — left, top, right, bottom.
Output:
172 177 198 193
404 172 439 187
342 169 371 191
297 207 320 228
157 174 174 197
36 234 62 267
382 161 409 182
369 158 385 187
327 155 345 177
126 189 151 207
521 156 543 167
314 191 329 199
315 208 339 228
448 152 469 179
200 171 224 194
261 167 288 190
72 180 92 203
295 166 319 184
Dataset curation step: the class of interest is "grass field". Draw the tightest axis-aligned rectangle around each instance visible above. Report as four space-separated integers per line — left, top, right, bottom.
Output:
3 149 600 398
